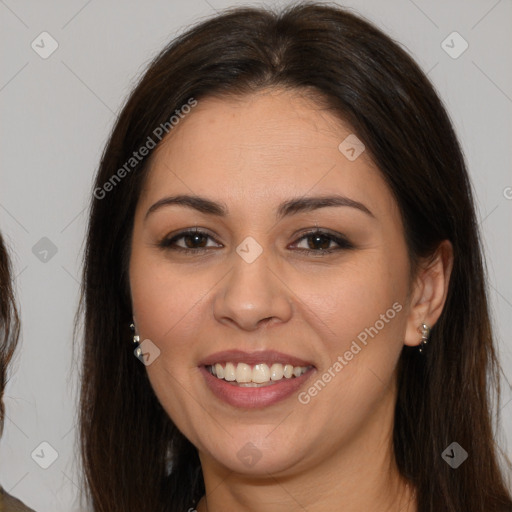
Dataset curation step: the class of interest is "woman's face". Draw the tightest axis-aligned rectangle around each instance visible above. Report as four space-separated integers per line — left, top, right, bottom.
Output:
129 88 414 476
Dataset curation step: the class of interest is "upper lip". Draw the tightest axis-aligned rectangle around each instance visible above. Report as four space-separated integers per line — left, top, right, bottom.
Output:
198 349 314 368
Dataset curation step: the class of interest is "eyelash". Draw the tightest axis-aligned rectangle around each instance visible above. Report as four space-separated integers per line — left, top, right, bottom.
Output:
157 228 353 256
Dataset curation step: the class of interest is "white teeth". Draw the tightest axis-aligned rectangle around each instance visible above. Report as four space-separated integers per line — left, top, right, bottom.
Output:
215 363 224 379
235 363 252 383
224 362 236 381
270 363 284 381
283 364 294 378
252 364 270 383
208 362 309 384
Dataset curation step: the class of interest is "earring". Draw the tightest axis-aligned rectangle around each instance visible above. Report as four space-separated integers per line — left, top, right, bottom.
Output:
130 322 142 358
418 323 430 354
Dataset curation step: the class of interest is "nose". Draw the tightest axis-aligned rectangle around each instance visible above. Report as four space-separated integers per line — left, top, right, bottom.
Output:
213 252 293 331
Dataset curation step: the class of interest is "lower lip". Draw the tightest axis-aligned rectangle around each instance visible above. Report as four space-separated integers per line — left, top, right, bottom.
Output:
199 366 314 409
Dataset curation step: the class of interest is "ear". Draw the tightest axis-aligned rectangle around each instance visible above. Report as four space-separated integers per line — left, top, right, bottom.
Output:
404 240 454 347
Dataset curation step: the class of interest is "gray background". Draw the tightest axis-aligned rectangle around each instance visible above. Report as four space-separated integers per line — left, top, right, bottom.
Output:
0 0 511 510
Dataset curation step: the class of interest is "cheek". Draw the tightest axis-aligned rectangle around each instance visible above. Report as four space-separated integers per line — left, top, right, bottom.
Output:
130 243 202 340
303 253 408 349
129 252 205 404
129 250 209 433
292 270 407 442
302 252 409 409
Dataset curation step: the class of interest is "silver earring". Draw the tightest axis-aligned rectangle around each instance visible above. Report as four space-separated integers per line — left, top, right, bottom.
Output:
418 323 430 354
130 322 142 358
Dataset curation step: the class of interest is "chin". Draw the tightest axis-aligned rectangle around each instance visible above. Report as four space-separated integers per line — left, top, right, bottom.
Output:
198 429 311 477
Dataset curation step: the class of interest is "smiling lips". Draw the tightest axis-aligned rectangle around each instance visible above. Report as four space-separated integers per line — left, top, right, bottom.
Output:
199 350 315 407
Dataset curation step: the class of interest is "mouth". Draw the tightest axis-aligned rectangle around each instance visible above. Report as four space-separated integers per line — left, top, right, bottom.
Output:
198 350 316 408
205 362 312 387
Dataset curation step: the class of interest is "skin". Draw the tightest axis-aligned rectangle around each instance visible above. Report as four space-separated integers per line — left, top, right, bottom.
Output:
129 88 453 512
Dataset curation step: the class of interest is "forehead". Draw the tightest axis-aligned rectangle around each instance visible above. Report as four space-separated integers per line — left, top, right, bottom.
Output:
140 88 397 220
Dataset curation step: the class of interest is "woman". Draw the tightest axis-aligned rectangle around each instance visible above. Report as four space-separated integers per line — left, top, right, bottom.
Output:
0 233 35 511
78 3 512 511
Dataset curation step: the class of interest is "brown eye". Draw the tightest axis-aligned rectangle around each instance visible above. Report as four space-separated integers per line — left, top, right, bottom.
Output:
306 234 332 250
158 229 221 253
293 230 353 254
179 232 209 249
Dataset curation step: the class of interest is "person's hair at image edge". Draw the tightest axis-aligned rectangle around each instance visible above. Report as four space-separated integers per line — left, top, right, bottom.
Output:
77 2 512 511
0 235 36 512
0 233 20 438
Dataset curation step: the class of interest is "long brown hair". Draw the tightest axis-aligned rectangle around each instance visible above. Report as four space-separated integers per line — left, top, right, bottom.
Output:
78 3 512 511
0 233 20 436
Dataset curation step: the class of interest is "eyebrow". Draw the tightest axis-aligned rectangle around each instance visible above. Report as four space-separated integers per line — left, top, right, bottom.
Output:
144 193 374 221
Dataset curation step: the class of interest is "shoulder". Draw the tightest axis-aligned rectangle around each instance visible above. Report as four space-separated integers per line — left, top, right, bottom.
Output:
0 485 36 512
